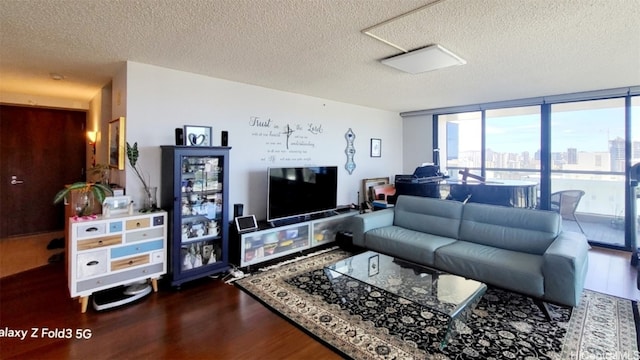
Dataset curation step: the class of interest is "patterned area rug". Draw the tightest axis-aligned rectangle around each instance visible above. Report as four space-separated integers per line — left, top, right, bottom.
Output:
235 249 640 359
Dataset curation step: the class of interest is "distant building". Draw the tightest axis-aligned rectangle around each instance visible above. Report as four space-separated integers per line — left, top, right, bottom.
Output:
568 148 577 165
609 137 625 172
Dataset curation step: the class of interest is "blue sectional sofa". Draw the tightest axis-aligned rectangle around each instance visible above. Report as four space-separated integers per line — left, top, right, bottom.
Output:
352 195 590 313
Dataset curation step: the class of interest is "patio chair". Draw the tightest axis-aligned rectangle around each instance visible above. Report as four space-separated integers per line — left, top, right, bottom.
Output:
550 190 586 234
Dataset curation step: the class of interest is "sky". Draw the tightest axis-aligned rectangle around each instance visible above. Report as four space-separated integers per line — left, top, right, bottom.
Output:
453 102 636 154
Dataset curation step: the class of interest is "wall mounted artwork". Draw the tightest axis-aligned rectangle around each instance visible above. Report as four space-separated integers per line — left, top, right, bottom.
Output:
109 117 125 169
344 128 356 174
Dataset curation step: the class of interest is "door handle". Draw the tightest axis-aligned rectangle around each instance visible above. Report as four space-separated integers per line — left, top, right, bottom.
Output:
10 176 24 185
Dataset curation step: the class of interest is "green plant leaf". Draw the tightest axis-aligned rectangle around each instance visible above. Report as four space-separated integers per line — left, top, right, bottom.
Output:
53 182 113 205
126 142 139 167
90 183 113 204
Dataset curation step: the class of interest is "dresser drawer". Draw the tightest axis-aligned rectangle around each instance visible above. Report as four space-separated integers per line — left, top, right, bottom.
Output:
109 221 123 233
151 250 164 263
76 263 164 294
77 235 122 251
111 254 150 271
126 218 151 230
110 239 164 258
76 250 108 279
153 215 164 226
76 223 107 238
125 227 164 243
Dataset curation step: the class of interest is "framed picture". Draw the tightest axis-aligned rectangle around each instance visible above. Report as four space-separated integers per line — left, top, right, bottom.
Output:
184 125 212 146
362 177 389 203
370 138 381 157
368 254 379 276
109 117 126 169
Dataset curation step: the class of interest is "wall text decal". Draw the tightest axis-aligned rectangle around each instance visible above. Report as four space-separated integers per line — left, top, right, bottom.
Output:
248 116 324 163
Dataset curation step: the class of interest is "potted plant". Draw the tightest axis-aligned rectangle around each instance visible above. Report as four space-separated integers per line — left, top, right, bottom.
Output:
53 182 113 216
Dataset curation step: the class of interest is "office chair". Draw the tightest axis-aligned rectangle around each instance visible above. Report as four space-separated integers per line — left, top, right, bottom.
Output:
550 190 586 234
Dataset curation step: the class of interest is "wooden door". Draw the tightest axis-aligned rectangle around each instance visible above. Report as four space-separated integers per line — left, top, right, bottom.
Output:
0 105 86 238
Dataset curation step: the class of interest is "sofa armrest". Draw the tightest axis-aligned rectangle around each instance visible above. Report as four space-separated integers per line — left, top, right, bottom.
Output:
352 209 395 247
542 231 590 306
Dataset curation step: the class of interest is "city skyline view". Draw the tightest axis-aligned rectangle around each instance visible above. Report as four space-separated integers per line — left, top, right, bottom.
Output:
436 97 639 250
453 106 630 156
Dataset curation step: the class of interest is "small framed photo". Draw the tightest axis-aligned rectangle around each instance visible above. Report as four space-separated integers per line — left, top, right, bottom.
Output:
368 254 379 276
184 125 212 146
370 138 381 157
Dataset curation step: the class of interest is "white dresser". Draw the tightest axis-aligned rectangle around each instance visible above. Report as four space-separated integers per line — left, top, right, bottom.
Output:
68 211 167 313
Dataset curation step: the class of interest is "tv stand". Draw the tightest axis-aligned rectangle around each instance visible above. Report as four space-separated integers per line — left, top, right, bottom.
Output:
269 216 309 228
269 210 342 227
240 210 357 267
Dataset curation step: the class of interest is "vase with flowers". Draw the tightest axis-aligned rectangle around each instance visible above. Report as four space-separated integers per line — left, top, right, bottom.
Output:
126 142 157 211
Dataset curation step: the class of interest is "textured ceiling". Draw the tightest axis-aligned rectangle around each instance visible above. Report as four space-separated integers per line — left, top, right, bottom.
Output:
0 0 639 113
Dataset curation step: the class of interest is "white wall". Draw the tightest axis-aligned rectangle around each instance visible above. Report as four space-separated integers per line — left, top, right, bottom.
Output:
87 84 112 175
121 61 403 220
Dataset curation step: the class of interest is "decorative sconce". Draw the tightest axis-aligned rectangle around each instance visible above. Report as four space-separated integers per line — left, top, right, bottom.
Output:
87 131 97 166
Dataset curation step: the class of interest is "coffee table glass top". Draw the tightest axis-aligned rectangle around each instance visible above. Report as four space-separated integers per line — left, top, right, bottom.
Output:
324 251 487 320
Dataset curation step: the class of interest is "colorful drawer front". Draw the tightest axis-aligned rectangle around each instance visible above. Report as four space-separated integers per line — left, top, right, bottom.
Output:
77 235 122 251
76 223 107 238
126 218 151 230
76 263 164 293
109 221 123 232
153 215 164 226
111 254 150 271
110 239 164 258
76 250 108 279
125 227 164 243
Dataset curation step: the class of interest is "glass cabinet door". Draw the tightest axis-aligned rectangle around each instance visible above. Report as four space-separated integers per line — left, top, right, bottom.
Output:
179 155 223 271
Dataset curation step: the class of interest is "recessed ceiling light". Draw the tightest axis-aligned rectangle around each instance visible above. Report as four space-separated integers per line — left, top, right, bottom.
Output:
380 44 466 74
50 73 64 80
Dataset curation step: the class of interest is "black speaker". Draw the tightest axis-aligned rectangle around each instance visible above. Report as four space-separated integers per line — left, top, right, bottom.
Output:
221 131 228 146
175 128 184 145
233 203 243 218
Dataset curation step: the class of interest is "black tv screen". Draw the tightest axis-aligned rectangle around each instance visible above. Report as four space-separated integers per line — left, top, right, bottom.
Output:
267 166 338 222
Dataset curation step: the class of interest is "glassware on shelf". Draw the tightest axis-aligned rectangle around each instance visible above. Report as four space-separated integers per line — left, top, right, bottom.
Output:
74 191 94 216
143 186 158 210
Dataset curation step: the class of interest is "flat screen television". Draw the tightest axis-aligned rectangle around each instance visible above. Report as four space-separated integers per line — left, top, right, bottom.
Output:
267 166 338 222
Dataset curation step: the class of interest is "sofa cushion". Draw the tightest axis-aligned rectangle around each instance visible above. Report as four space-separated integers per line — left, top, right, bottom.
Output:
459 203 561 255
393 195 464 239
365 226 457 266
435 241 545 298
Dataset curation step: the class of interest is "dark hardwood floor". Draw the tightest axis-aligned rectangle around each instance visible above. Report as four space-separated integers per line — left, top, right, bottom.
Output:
1 247 638 359
0 261 341 360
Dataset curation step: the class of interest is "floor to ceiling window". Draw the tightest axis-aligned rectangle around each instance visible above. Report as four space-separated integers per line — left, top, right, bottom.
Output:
632 96 640 252
550 98 626 247
439 111 482 178
485 106 541 181
433 89 639 250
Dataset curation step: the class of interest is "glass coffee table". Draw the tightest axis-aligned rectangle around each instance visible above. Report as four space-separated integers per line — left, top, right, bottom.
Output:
324 251 487 349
